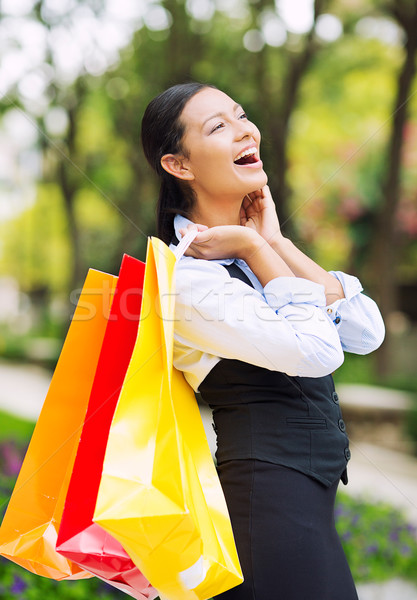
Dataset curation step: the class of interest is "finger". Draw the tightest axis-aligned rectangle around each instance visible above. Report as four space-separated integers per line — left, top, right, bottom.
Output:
247 190 262 201
183 245 197 257
183 239 208 257
182 228 215 247
179 223 207 237
261 184 273 199
179 225 197 237
192 229 215 245
242 195 252 210
239 205 247 226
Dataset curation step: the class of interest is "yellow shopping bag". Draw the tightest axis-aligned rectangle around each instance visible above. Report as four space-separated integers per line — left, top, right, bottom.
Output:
0 269 117 580
93 236 243 600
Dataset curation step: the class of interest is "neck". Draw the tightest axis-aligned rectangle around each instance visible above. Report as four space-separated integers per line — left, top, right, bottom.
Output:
190 191 243 227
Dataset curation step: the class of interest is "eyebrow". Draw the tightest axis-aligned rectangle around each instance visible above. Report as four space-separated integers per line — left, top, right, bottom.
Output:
202 103 243 128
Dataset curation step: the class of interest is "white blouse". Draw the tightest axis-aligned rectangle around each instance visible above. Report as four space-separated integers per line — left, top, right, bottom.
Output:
170 215 385 392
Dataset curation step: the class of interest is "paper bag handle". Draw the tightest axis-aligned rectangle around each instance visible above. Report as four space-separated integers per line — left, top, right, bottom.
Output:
173 229 199 261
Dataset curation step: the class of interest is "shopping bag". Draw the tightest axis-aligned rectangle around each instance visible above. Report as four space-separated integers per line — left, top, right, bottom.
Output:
0 269 117 580
57 254 158 600
93 235 243 600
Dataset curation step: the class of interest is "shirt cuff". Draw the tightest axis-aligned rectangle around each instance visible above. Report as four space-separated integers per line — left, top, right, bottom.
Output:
263 277 327 312
329 271 363 301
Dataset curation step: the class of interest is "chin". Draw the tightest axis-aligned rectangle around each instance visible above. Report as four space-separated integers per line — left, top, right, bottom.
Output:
244 170 268 194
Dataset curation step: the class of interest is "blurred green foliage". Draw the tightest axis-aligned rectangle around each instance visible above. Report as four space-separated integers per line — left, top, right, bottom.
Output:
336 491 417 583
407 403 417 456
1 184 71 294
0 556 126 600
1 0 417 303
0 410 34 444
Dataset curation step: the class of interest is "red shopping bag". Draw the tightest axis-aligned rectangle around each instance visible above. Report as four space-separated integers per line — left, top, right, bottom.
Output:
56 254 158 600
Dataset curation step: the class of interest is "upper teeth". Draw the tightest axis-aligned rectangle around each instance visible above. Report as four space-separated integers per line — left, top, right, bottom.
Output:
234 147 257 161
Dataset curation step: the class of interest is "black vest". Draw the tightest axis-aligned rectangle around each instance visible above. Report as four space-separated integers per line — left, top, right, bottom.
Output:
171 237 350 486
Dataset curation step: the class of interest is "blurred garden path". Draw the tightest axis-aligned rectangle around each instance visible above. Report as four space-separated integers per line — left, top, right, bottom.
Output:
0 361 51 421
1 360 417 598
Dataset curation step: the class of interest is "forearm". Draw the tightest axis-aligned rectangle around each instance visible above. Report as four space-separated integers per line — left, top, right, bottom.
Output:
270 237 344 305
242 234 295 287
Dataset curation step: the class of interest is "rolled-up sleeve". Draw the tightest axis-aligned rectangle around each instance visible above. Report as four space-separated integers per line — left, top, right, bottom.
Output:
174 258 344 384
326 271 385 354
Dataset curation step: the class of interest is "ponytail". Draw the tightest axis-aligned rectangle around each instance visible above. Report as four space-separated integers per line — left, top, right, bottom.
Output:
157 174 193 245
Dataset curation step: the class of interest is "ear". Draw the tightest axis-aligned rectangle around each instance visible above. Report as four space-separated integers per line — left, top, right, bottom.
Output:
160 154 194 182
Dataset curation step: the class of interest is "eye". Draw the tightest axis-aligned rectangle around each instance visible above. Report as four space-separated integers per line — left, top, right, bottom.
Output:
239 112 248 120
211 122 224 133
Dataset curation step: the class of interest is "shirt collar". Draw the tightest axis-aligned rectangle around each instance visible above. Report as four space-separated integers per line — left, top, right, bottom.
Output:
172 213 236 266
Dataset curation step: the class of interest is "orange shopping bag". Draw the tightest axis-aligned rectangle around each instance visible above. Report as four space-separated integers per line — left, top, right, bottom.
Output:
0 269 117 580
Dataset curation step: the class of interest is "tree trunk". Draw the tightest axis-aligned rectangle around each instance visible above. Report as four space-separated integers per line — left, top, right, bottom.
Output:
164 0 202 82
59 161 83 293
370 0 417 377
266 0 328 234
57 102 84 293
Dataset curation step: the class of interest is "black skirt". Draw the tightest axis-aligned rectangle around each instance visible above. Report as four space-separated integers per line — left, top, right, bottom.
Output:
214 460 358 600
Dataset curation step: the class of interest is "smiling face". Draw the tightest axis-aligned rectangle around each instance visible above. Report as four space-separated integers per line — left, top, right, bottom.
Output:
162 87 267 207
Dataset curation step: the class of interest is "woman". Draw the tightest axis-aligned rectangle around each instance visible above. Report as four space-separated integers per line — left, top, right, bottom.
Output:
141 82 385 600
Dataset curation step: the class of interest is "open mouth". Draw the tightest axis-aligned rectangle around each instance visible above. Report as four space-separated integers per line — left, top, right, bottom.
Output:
233 146 260 166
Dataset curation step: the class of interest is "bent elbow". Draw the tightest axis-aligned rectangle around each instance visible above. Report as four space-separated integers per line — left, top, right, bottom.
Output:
315 344 344 376
331 345 345 372
355 302 386 354
352 314 386 355
357 325 386 355
295 339 344 378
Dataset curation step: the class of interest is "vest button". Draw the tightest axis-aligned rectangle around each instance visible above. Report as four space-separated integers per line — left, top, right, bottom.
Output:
338 419 346 432
344 447 351 461
332 392 339 403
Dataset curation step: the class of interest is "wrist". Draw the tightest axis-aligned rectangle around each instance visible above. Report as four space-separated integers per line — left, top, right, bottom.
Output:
238 229 264 261
242 232 295 284
270 233 291 254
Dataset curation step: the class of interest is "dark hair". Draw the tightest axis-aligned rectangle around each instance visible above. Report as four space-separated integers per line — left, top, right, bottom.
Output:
141 82 214 244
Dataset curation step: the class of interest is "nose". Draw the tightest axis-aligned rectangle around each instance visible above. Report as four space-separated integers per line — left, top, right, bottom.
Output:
235 118 255 140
